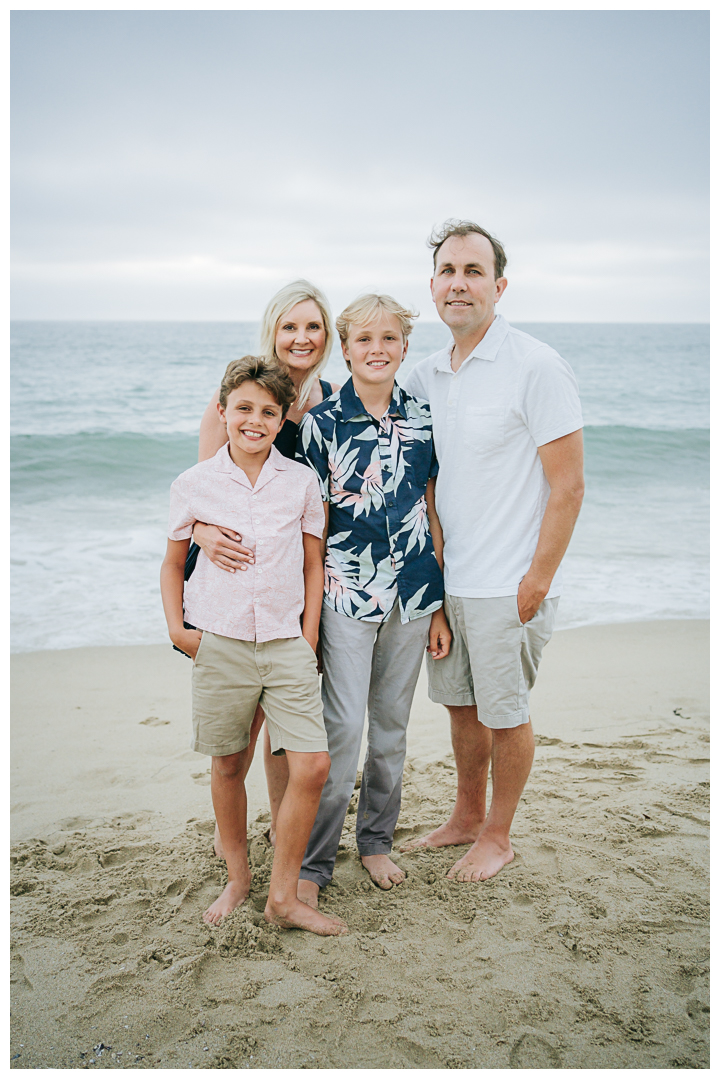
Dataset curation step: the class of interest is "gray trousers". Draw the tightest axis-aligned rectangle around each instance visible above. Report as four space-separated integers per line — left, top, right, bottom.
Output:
299 601 432 888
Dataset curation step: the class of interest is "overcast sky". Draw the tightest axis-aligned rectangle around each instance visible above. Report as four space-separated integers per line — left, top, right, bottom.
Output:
11 9 709 322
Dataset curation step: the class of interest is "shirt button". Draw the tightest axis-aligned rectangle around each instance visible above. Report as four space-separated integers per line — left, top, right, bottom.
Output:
258 539 264 545
258 568 264 574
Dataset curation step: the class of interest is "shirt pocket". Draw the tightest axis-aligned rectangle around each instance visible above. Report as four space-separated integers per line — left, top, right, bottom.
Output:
462 406 506 456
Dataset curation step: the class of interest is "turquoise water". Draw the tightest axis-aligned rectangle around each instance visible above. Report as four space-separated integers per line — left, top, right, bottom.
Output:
11 321 709 651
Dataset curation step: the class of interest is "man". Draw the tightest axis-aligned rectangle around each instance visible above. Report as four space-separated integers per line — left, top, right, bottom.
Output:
402 219 584 882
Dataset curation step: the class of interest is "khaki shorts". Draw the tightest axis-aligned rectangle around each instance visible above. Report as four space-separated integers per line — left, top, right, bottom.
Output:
426 594 558 729
191 632 327 757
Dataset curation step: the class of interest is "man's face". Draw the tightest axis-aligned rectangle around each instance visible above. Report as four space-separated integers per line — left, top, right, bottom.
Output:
430 234 507 336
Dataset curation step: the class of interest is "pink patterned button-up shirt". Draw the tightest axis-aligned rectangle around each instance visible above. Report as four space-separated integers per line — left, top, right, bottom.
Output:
168 444 325 642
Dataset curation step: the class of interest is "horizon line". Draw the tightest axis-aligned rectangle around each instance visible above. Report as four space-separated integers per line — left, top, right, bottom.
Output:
9 318 710 326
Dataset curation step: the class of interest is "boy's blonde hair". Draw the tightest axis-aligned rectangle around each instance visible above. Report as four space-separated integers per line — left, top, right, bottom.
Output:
335 293 418 370
258 280 334 408
219 355 297 416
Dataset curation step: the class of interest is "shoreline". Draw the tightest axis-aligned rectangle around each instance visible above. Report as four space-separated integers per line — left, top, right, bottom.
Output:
9 611 710 659
11 619 708 846
11 618 709 1069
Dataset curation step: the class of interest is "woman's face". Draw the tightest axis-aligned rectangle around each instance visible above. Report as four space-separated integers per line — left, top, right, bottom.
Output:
274 300 326 374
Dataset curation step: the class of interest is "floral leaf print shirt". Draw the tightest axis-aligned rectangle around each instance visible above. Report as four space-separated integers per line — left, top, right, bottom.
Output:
297 378 444 624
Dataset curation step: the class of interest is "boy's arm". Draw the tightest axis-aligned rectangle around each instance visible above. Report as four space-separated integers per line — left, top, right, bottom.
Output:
160 538 203 660
428 606 452 660
426 477 444 574
301 530 325 652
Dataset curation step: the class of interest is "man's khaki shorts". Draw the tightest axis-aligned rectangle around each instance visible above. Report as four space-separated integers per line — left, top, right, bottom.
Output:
426 594 558 729
191 632 328 757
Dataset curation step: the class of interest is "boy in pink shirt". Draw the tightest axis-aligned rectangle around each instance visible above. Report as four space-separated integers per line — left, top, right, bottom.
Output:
161 355 347 937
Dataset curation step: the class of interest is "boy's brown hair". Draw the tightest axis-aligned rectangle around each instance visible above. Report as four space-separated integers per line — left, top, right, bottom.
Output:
219 355 297 415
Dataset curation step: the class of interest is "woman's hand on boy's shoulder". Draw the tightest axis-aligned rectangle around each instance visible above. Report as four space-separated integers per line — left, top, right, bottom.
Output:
427 607 452 660
172 627 203 661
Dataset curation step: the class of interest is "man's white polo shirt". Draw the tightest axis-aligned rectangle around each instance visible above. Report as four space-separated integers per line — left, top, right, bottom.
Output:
403 314 583 599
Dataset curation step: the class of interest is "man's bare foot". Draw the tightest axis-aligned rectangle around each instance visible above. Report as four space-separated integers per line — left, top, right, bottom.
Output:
446 833 514 882
361 853 405 890
398 818 481 852
214 822 225 860
297 878 320 909
264 897 347 936
203 878 250 925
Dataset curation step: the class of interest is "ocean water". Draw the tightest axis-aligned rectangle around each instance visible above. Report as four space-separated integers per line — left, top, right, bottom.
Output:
11 321 709 652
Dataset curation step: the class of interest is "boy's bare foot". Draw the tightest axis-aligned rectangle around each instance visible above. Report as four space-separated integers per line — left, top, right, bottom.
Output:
297 878 320 909
446 833 514 882
398 818 481 852
264 897 347 936
214 822 225 860
361 853 405 890
203 878 250 925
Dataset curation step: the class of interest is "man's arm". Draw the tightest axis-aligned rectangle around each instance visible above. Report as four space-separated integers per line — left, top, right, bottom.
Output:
425 476 445 573
160 538 203 659
301 530 325 651
517 429 585 624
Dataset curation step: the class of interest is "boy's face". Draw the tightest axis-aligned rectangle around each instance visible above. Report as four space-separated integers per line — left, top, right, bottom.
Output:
342 313 408 391
217 382 284 457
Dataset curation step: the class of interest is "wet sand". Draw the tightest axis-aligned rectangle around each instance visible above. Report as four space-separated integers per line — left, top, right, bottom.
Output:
10 620 709 1069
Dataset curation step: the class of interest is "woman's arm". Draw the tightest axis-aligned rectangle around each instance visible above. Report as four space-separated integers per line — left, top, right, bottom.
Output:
193 522 254 572
160 538 203 659
199 388 228 461
194 389 255 571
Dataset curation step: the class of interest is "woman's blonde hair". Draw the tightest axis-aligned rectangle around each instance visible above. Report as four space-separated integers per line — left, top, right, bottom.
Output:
258 280 334 408
335 293 418 370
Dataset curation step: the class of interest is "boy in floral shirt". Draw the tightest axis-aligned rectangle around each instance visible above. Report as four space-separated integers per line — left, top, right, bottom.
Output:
295 294 451 906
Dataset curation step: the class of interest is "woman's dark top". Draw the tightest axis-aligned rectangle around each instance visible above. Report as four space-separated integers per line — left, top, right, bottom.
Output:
271 379 333 459
183 378 334 580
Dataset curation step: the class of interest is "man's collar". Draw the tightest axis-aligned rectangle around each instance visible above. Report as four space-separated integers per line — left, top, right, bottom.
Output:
432 314 510 372
338 376 407 421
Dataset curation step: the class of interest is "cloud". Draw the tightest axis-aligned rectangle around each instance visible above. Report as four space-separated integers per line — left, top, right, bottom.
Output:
11 9 709 321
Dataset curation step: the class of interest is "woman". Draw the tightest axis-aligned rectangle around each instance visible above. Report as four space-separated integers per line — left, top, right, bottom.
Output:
192 280 340 856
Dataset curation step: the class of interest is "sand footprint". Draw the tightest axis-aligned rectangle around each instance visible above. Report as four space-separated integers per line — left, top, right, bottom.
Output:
509 1033 561 1068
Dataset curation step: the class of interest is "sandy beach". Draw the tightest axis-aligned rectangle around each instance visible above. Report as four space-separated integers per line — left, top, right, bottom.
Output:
10 619 709 1069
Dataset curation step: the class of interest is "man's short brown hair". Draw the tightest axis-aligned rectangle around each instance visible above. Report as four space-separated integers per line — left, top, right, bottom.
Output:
428 219 507 279
219 355 297 416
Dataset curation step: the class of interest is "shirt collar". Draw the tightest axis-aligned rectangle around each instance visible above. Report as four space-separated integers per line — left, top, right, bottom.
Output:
214 442 287 489
432 314 510 372
338 376 408 422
